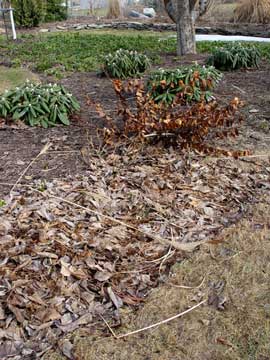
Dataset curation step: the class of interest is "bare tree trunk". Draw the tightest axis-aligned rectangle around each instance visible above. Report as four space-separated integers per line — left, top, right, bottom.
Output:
176 0 196 55
164 0 197 56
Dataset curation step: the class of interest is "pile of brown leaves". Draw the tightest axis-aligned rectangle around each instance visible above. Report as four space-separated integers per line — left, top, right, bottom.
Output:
0 147 269 359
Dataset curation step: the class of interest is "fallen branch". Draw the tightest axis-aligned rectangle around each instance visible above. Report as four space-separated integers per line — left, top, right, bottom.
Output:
101 299 206 339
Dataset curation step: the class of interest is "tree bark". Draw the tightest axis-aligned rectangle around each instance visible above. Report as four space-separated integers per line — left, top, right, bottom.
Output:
164 0 197 56
176 0 196 55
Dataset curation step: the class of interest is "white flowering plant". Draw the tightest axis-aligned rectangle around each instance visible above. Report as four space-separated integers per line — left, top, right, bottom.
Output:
147 65 222 105
207 42 261 71
0 81 80 128
102 49 151 79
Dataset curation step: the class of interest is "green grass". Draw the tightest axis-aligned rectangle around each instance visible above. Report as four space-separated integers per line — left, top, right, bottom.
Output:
0 31 176 74
1 31 270 77
0 66 39 93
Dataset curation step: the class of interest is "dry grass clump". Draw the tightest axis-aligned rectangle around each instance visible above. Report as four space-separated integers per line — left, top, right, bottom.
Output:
107 0 121 19
234 0 270 24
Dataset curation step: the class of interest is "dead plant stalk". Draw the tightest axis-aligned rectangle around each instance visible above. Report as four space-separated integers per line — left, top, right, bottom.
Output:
10 142 52 194
101 299 207 339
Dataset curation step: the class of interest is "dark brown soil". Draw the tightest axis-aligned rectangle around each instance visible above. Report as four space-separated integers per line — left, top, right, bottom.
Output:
0 55 270 198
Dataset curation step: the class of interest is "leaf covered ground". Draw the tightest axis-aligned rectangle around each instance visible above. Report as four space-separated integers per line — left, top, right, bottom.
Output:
0 146 269 358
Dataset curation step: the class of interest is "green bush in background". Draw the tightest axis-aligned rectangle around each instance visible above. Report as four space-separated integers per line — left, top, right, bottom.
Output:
207 42 261 70
102 49 151 79
43 0 68 22
13 0 67 28
13 0 43 28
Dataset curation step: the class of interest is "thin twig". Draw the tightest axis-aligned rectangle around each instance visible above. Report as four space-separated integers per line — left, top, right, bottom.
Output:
145 248 175 264
101 300 206 339
213 154 270 160
231 85 246 94
10 142 52 194
167 277 205 290
159 245 174 274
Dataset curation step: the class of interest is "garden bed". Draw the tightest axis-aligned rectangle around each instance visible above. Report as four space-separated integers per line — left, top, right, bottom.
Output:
0 33 270 359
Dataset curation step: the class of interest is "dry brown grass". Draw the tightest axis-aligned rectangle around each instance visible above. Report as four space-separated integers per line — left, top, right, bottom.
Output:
45 187 270 360
107 0 121 19
234 0 270 23
203 3 237 22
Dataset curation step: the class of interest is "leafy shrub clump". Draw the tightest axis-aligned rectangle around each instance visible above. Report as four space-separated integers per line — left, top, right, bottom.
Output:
102 49 151 79
147 65 222 105
13 0 67 27
13 0 43 28
207 42 261 70
0 81 80 128
94 79 249 157
43 0 68 22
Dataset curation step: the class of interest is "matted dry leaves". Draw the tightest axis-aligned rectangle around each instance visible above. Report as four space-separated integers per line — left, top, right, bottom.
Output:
0 146 269 359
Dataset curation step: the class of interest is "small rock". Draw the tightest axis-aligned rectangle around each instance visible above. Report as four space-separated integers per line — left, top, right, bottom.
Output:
39 28 49 33
16 160 25 166
128 10 148 19
249 109 259 113
56 25 66 30
143 7 156 18
76 25 86 30
264 304 270 317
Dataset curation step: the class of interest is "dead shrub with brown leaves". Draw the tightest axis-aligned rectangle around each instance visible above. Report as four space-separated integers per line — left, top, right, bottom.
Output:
95 79 250 157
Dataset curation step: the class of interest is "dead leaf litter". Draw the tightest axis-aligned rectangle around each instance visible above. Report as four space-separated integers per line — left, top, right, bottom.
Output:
0 147 269 358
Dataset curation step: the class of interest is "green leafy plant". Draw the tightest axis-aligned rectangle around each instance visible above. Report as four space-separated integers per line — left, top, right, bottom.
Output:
13 0 43 27
43 0 68 22
207 42 261 70
0 81 80 128
2 33 269 77
0 199 6 208
13 0 67 27
102 49 151 79
147 65 222 104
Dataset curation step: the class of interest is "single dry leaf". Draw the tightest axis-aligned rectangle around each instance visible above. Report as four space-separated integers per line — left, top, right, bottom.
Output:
94 271 112 282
